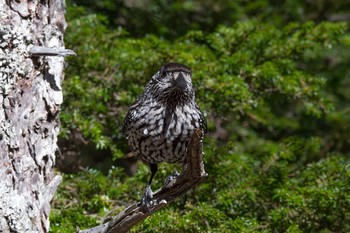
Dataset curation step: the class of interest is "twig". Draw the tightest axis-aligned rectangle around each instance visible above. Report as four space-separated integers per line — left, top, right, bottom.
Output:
29 46 76 57
79 128 207 233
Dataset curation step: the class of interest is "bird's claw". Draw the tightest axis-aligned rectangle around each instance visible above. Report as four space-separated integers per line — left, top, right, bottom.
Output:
140 185 153 213
163 170 180 187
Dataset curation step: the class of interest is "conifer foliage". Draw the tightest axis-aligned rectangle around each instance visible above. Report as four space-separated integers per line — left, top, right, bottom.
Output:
51 1 350 232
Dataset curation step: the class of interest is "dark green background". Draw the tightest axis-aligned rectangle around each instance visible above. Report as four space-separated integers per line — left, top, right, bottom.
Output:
51 1 350 232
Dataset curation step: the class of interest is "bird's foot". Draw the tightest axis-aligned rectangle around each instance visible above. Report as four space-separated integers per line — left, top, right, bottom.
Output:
163 170 180 188
140 184 153 213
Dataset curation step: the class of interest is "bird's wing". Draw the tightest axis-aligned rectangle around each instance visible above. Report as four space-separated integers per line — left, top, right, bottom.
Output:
196 104 207 133
122 99 141 136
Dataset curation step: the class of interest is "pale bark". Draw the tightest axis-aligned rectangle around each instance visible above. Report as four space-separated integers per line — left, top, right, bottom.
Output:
0 0 70 232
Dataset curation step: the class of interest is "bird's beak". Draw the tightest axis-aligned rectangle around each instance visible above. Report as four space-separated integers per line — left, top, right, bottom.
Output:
174 72 188 89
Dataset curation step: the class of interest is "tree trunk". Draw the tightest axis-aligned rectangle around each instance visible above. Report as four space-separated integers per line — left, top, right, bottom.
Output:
0 0 68 232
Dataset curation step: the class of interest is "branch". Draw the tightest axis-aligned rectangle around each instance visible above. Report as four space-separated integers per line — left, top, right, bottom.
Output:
79 129 207 233
29 46 76 57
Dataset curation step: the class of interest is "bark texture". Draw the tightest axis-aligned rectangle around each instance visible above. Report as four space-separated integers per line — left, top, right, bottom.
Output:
0 0 67 232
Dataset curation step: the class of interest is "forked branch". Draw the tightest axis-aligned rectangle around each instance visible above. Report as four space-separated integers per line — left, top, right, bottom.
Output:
79 128 207 233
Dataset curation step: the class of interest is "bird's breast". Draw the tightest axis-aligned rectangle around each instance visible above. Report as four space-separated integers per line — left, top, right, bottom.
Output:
128 101 201 164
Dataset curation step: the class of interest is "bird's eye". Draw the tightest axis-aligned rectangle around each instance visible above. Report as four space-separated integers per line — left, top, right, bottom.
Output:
161 70 167 77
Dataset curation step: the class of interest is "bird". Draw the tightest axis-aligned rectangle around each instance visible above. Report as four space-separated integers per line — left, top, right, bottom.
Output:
123 63 207 210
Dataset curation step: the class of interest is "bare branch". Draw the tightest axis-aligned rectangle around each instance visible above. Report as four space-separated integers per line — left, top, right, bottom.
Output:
29 46 76 57
79 128 207 233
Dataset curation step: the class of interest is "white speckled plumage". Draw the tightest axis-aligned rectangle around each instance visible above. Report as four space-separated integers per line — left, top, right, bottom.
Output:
123 63 206 165
123 63 206 209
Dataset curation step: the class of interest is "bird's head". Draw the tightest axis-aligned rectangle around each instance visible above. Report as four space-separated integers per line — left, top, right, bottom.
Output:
147 63 194 106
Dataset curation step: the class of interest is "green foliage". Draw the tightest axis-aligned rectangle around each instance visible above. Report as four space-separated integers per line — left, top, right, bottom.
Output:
51 154 350 232
61 8 347 158
69 0 350 38
53 1 350 233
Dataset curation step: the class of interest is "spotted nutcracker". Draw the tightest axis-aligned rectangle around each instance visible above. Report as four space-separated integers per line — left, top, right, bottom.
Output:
123 63 207 209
